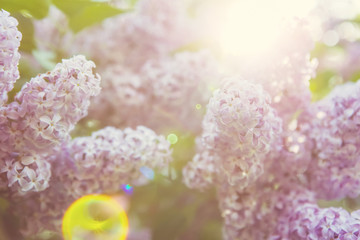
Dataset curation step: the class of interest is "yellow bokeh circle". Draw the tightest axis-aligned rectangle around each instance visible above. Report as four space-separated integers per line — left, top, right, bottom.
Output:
62 194 129 240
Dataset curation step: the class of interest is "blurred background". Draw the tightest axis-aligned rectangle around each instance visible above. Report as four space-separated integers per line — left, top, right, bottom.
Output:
1 0 360 239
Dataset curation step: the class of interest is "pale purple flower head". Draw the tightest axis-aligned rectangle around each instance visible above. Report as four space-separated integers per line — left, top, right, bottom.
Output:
303 81 360 199
182 146 217 190
72 0 189 69
0 55 101 194
56 126 172 199
196 78 282 190
88 50 219 133
14 126 173 237
286 205 360 240
0 9 21 106
219 180 316 240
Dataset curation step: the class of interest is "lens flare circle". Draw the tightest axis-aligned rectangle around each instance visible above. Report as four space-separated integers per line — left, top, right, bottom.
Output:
62 194 129 240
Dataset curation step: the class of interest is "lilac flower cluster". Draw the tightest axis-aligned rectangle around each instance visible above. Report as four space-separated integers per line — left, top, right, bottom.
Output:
0 55 100 195
287 204 360 239
183 78 282 190
300 81 360 200
182 14 360 240
88 50 219 133
14 126 172 236
0 10 21 106
2 0 360 238
71 0 189 69
34 1 218 134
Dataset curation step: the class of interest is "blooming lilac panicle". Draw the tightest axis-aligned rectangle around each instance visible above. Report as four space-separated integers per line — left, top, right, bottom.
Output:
139 50 219 133
0 55 101 194
58 126 172 199
204 79 281 157
14 126 173 237
0 10 21 106
72 0 188 69
15 55 101 151
88 50 219 133
182 147 217 190
87 65 148 128
219 180 316 240
303 81 360 199
192 78 282 190
286 205 360 240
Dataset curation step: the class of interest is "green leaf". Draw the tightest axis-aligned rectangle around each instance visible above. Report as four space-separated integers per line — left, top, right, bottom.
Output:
0 0 50 19
350 70 360 83
51 0 98 17
309 70 336 101
52 0 128 33
69 4 127 32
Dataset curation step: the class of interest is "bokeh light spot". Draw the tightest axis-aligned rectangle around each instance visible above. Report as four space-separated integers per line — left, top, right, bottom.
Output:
121 184 133 195
140 166 155 180
167 133 178 145
195 104 202 110
62 194 129 240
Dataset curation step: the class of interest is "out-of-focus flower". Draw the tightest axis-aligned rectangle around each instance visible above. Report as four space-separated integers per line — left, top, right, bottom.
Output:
14 126 172 237
72 0 190 69
0 10 21 106
88 50 219 134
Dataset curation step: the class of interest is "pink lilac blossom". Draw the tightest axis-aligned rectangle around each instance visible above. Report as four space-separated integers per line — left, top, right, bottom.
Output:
183 78 282 191
219 177 316 240
284 205 360 240
300 81 360 200
182 144 217 190
0 55 101 194
72 0 190 70
14 126 172 237
0 9 21 106
88 50 219 134
218 171 360 240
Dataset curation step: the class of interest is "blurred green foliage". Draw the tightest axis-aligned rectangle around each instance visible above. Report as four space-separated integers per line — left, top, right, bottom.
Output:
52 0 128 33
0 1 360 239
0 0 129 53
0 0 50 19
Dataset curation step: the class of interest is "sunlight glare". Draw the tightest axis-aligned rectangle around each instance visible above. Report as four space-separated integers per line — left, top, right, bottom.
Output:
217 0 316 57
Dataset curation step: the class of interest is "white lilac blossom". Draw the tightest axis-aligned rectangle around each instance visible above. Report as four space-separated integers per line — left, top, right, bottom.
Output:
0 55 101 194
0 10 21 106
301 81 360 200
14 126 173 237
184 78 282 190
88 50 219 133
